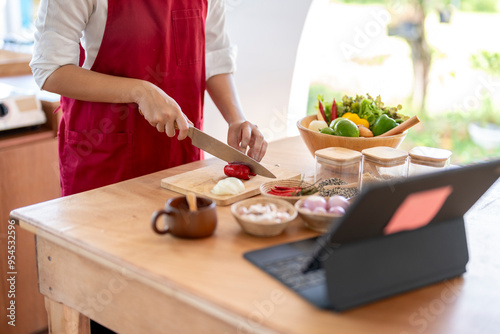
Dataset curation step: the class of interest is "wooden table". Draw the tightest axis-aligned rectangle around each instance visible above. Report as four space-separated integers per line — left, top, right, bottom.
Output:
11 136 500 334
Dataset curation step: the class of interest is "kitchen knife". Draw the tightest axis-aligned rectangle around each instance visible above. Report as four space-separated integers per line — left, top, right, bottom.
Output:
186 125 276 178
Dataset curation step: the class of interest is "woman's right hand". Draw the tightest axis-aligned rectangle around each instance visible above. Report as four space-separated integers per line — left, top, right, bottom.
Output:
133 81 191 140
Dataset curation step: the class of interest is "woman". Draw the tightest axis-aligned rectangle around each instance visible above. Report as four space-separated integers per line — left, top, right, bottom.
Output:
30 0 268 196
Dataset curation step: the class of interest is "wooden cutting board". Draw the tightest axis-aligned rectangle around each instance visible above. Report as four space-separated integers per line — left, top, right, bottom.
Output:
161 162 301 206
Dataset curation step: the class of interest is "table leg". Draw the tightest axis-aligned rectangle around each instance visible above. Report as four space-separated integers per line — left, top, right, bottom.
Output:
45 297 90 334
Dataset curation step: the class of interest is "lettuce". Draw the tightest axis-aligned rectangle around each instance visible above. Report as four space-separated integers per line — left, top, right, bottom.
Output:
317 93 407 126
359 98 383 126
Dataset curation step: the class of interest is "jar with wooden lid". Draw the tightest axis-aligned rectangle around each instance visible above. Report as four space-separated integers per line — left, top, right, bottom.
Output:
314 147 363 199
361 146 408 186
408 146 452 176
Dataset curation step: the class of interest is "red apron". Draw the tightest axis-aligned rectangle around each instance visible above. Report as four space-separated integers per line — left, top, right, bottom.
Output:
59 0 208 196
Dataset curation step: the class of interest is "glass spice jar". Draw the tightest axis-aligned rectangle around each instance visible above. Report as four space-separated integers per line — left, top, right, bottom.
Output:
314 147 363 199
361 146 408 187
408 146 452 176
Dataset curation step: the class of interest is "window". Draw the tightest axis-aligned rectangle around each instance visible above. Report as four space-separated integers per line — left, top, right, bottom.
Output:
1 0 39 52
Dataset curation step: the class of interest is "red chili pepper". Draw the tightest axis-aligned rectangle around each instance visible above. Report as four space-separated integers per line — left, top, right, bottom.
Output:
269 189 294 194
273 186 299 191
268 190 293 196
331 98 337 121
267 185 302 196
318 98 327 122
224 163 254 180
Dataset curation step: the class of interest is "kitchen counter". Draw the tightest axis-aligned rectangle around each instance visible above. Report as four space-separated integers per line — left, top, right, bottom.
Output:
0 50 32 77
1 73 61 334
10 136 500 334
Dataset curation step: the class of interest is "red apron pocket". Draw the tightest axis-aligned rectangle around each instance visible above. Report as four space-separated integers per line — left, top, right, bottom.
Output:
60 129 133 195
172 9 204 66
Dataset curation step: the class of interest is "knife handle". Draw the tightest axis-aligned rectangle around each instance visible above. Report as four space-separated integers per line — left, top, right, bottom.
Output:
174 121 194 129
173 121 195 139
138 110 192 131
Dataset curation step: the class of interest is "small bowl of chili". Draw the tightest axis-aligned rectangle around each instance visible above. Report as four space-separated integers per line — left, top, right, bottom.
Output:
260 179 318 204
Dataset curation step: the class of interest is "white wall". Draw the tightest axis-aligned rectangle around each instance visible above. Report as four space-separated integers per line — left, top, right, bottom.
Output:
203 0 328 145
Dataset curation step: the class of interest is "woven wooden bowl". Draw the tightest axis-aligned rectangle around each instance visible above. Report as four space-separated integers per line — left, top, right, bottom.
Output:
297 115 407 157
260 179 317 204
231 197 297 237
294 198 344 233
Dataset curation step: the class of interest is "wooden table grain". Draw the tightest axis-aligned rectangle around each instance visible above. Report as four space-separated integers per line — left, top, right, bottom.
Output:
11 136 500 334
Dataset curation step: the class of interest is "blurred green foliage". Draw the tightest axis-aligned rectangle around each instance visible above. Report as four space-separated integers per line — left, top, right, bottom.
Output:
461 0 498 12
334 0 385 4
306 83 340 116
401 110 500 164
334 0 498 12
470 51 500 77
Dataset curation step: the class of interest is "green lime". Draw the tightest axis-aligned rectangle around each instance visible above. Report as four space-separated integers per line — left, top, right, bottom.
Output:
333 118 360 137
320 127 335 135
329 118 342 129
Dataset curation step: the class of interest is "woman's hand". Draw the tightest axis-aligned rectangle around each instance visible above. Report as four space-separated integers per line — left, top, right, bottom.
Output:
228 120 268 162
134 81 191 140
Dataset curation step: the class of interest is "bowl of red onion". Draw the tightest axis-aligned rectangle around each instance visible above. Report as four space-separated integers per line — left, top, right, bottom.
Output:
294 195 350 233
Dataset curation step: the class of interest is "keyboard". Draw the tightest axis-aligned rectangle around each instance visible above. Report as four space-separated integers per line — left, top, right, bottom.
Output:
262 254 326 290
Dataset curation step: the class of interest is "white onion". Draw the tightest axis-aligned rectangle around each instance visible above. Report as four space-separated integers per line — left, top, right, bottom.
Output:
308 120 328 132
302 196 327 211
238 203 291 223
211 177 245 195
327 195 350 210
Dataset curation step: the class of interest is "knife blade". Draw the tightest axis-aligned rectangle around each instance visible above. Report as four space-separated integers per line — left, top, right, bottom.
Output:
187 126 276 178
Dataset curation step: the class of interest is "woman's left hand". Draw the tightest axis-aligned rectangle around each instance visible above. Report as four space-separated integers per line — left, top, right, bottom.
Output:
227 121 268 162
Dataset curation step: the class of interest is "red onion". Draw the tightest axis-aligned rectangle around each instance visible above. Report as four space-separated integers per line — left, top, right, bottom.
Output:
327 195 350 210
302 196 327 211
313 206 327 214
328 206 346 215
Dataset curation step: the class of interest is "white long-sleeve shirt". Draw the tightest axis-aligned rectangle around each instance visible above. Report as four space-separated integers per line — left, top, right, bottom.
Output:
30 0 236 89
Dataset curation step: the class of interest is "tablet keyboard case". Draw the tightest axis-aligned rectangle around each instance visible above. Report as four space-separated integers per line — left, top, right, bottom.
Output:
321 217 468 311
